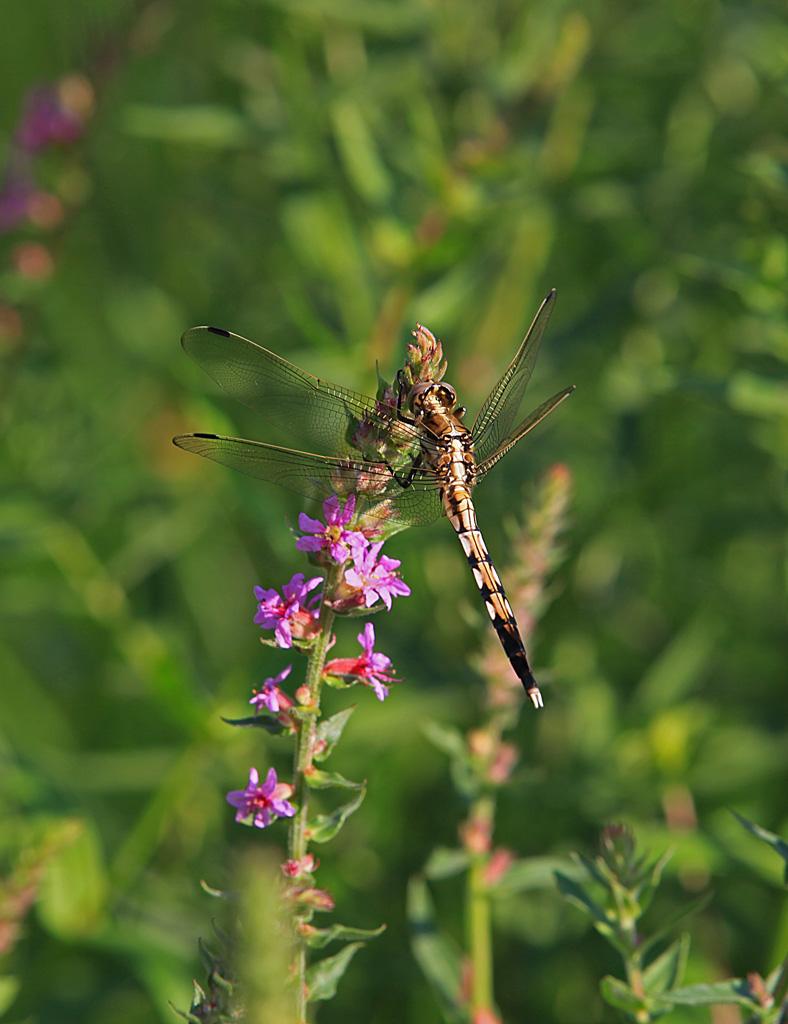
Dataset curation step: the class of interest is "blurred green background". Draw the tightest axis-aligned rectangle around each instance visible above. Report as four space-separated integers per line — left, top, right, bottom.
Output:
2 0 788 1021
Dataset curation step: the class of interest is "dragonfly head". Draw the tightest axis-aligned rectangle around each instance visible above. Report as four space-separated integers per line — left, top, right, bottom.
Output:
407 380 458 415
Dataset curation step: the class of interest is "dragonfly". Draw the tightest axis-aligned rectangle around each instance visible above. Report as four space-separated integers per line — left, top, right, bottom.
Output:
173 289 574 707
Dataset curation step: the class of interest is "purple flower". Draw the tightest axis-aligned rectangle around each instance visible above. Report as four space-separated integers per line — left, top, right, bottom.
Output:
295 493 366 563
226 766 296 829
343 539 410 610
16 85 83 152
323 622 398 701
0 171 33 232
254 573 322 648
250 665 293 714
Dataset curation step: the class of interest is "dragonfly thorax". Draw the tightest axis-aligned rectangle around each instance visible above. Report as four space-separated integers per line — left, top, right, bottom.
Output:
407 380 458 416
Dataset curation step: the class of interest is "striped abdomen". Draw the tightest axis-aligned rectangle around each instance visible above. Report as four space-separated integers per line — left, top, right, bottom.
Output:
444 484 543 708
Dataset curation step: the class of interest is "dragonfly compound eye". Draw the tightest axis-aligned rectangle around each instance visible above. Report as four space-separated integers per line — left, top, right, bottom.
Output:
407 381 457 414
406 381 431 413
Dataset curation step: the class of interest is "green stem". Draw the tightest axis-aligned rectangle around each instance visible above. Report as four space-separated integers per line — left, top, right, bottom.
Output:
466 794 495 1017
618 901 648 1024
288 561 341 1024
771 945 788 1019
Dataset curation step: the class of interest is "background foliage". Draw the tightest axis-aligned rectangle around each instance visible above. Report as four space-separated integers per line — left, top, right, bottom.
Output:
2 0 788 1021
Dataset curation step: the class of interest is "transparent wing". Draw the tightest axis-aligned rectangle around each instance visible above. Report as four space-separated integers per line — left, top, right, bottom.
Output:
172 432 445 527
181 326 423 458
472 289 557 463
475 385 575 481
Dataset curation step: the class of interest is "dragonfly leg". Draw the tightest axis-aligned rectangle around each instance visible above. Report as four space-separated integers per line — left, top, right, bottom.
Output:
395 371 417 425
386 452 423 489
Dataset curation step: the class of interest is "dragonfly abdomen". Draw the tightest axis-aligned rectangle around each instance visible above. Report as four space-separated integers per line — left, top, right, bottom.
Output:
444 486 544 709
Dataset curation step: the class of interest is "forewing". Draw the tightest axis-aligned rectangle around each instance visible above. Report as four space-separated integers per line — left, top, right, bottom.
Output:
181 326 420 458
475 385 575 480
472 289 557 463
172 432 445 527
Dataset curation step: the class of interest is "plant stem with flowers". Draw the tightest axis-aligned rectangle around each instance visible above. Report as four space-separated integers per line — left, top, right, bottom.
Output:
218 496 408 1023
287 557 341 1019
410 464 572 1024
181 324 454 1023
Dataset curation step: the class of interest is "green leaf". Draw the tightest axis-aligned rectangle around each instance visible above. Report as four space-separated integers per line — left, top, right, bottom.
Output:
635 848 674 913
574 851 615 892
122 104 252 147
492 856 580 894
314 706 356 762
304 767 364 790
37 819 108 938
221 714 287 734
407 876 464 1024
643 933 690 994
330 96 392 204
304 921 386 949
322 672 355 691
421 720 467 759
666 979 758 1007
732 811 788 884
168 999 202 1023
639 893 712 959
423 847 469 880
600 976 648 1015
633 608 724 713
306 786 366 843
421 721 478 797
306 943 364 1002
0 976 20 1016
555 871 610 928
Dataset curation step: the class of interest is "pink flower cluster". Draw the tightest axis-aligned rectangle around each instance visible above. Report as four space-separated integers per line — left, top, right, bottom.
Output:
254 495 409 652
230 492 408 830
1 78 92 234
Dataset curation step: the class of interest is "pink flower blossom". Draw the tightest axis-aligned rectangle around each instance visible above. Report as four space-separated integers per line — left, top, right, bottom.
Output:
254 573 322 648
343 539 410 610
226 766 295 829
323 622 398 701
295 494 366 563
282 853 317 878
250 665 293 714
16 85 84 152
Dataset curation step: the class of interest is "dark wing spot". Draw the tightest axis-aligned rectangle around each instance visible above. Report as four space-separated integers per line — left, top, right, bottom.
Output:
207 326 232 337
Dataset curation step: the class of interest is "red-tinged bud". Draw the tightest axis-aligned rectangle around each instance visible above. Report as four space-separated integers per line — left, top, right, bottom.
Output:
460 815 491 855
287 886 335 912
473 1009 503 1024
747 973 773 1008
483 848 515 887
295 685 312 707
468 728 494 759
487 742 519 784
282 853 317 879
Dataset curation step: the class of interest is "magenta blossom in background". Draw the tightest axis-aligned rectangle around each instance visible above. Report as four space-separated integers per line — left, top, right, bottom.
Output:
344 539 410 610
226 766 295 829
254 573 322 648
0 171 33 232
16 85 84 152
250 665 293 714
296 493 366 563
323 622 398 701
